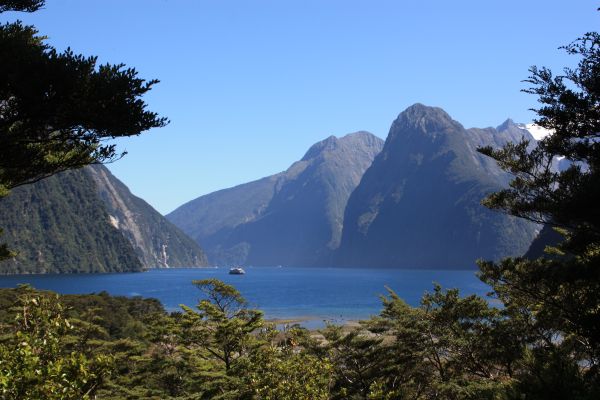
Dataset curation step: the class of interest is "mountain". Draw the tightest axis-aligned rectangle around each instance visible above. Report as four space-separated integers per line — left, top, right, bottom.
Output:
524 225 564 259
0 165 207 274
86 165 207 269
336 104 539 269
167 132 384 266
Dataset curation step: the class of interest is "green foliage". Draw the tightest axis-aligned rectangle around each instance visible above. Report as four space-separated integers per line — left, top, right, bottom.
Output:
0 286 114 399
242 343 332 400
0 273 598 399
0 0 44 13
478 32 600 255
0 164 207 274
475 26 600 400
0 169 143 273
0 19 167 192
0 0 166 260
357 287 519 400
317 324 389 399
477 254 600 398
181 279 264 372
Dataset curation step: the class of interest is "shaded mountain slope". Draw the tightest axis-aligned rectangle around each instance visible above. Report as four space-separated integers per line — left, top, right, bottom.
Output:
525 224 565 259
336 104 539 269
0 169 142 274
0 165 207 274
168 132 384 266
166 174 282 252
87 165 207 268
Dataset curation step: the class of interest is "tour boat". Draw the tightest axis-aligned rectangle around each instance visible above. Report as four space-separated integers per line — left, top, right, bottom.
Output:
228 267 245 275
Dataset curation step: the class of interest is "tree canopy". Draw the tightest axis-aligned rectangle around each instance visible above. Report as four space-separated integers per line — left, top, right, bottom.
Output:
476 29 600 396
0 0 166 260
0 0 43 13
0 22 167 191
478 32 600 254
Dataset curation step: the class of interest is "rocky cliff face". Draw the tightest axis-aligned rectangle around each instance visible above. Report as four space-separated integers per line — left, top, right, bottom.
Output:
86 165 208 268
0 169 143 274
0 165 207 274
335 104 539 269
167 132 384 266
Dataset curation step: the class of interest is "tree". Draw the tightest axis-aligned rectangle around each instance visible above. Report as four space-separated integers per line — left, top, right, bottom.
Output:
0 0 43 13
477 29 600 398
178 279 263 399
0 286 114 399
181 279 263 371
243 343 332 400
361 287 522 400
0 0 166 259
478 32 600 254
313 323 389 399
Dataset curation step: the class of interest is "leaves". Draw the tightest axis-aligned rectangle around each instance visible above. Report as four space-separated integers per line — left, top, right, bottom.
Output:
475 26 600 400
0 290 114 399
0 2 166 259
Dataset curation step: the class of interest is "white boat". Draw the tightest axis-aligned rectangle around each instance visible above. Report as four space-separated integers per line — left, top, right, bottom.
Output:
228 267 245 275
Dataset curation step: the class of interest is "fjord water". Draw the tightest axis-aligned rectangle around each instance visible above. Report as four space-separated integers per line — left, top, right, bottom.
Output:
0 267 488 325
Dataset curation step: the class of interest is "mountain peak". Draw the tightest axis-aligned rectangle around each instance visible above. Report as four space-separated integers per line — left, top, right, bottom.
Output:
302 131 382 161
168 131 384 267
338 106 539 269
496 118 518 131
302 135 339 160
338 131 382 146
392 103 461 135
402 103 453 120
340 130 375 140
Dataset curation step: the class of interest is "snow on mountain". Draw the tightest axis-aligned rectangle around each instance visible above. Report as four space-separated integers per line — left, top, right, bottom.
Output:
524 123 552 140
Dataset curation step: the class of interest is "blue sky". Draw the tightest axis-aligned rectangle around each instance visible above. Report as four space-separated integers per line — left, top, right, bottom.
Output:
4 1 598 213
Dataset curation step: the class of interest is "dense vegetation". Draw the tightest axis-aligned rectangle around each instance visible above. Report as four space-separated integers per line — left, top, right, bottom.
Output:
0 0 165 260
0 169 143 274
0 164 207 274
1 272 598 399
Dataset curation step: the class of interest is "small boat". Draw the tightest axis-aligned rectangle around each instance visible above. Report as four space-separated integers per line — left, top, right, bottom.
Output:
228 267 245 275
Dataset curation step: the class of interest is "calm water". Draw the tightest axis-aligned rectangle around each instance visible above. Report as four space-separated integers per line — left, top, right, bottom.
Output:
0 267 488 326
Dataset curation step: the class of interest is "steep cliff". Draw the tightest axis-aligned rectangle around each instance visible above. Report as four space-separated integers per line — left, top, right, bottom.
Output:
336 104 539 269
0 165 207 274
0 169 142 274
86 165 208 268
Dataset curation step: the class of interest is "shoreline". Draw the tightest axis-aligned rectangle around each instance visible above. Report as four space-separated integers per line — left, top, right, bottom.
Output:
266 316 363 330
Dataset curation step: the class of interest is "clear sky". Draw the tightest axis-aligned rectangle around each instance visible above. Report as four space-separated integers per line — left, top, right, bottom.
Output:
3 1 598 214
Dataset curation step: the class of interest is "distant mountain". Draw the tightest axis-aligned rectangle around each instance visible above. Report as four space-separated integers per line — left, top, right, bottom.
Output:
336 104 539 269
86 165 208 269
525 224 565 259
0 165 207 274
167 132 384 266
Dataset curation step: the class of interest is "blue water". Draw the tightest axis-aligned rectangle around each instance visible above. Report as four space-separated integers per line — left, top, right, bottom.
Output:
0 267 488 326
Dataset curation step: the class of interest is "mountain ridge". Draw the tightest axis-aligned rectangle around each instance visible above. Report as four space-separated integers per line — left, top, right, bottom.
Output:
0 165 207 274
87 165 208 269
336 104 539 268
167 131 385 266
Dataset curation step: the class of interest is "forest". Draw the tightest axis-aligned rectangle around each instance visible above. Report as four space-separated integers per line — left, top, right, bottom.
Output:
0 263 598 400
